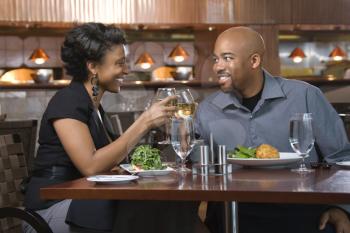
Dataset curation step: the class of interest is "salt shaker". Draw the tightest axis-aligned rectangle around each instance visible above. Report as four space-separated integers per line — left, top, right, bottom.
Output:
200 145 209 166
218 145 227 165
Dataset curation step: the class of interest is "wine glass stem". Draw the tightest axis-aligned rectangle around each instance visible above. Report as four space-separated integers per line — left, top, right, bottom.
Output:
299 155 307 170
164 121 171 142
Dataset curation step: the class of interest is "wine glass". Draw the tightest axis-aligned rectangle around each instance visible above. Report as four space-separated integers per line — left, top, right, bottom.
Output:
171 116 196 172
175 89 195 118
153 88 176 144
289 113 315 173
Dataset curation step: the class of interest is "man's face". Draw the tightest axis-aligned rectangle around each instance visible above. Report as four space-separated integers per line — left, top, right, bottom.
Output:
212 37 251 93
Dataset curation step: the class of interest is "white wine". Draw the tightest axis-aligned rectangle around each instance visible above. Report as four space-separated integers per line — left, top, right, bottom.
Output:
156 98 177 107
176 103 196 117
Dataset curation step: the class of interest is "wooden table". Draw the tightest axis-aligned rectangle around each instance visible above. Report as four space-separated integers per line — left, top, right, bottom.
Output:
40 167 350 232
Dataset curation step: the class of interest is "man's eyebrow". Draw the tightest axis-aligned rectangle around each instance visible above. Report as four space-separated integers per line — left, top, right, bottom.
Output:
221 52 235 56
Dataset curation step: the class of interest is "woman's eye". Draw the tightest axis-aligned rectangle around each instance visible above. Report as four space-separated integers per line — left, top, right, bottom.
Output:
116 58 126 66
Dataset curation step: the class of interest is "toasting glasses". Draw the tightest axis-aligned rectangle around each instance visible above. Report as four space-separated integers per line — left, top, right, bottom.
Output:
153 88 176 144
289 113 315 173
175 89 196 118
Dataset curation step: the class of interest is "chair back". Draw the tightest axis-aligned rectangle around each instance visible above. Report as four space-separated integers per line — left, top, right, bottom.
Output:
0 120 38 174
0 134 27 233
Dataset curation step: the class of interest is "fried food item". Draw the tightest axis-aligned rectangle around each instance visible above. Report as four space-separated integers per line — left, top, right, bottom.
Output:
256 144 280 159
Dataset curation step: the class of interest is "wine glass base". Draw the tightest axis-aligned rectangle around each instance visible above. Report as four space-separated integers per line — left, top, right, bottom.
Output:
177 167 191 173
158 140 171 145
291 167 314 173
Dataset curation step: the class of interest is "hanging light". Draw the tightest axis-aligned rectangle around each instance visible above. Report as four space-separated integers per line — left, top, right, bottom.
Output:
329 46 347 61
288 47 306 63
168 44 189 63
29 48 49 65
135 52 155 70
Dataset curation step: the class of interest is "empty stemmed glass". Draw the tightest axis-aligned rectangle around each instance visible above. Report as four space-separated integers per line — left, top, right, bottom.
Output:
289 113 315 173
153 88 177 144
171 116 196 172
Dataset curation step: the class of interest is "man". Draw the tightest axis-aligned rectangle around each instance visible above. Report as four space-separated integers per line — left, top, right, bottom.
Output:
195 26 350 233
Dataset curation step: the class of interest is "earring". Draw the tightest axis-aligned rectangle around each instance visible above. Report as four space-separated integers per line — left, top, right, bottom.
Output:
91 73 99 101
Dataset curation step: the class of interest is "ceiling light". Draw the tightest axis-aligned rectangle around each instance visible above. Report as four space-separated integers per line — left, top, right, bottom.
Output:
29 48 49 65
135 52 155 70
329 46 347 61
168 44 189 63
288 47 306 63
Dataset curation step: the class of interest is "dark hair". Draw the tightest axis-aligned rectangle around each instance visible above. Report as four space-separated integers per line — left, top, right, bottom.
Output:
61 23 126 82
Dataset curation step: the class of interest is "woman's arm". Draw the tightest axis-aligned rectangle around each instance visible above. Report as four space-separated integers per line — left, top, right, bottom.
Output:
53 96 176 176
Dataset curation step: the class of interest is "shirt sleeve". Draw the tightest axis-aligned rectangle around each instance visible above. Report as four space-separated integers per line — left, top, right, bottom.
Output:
45 90 90 124
306 86 350 162
194 102 208 142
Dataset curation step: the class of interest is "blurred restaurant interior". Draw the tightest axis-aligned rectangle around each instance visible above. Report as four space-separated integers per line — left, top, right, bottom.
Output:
1 0 350 123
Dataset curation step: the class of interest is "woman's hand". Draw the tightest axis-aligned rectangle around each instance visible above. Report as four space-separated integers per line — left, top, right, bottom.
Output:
142 95 177 130
319 208 350 233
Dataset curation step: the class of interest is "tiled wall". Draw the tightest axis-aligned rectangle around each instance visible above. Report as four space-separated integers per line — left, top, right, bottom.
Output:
0 35 194 74
0 36 64 69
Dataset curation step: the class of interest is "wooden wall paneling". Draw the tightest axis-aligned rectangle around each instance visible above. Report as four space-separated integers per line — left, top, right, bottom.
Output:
292 0 350 24
253 25 281 76
194 29 226 82
233 0 292 24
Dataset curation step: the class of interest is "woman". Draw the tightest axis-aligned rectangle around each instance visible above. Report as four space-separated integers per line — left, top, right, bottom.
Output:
23 23 206 233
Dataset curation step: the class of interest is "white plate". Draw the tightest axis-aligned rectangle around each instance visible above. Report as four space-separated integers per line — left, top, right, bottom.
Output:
227 152 302 167
120 164 175 177
336 161 350 168
87 175 138 184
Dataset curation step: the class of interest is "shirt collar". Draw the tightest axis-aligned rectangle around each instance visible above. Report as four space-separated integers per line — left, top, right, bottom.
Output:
261 70 286 100
211 70 286 110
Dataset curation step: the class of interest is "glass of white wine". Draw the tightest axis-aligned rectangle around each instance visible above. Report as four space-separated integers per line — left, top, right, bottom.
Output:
154 88 177 144
175 89 196 118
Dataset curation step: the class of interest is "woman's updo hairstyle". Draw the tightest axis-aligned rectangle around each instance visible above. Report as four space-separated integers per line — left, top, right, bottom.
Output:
61 23 126 82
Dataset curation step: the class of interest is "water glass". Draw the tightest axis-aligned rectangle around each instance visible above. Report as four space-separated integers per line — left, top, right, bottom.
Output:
289 113 315 173
171 116 195 172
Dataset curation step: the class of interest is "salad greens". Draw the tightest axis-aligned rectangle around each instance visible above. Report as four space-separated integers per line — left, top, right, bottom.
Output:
130 145 164 170
228 145 256 158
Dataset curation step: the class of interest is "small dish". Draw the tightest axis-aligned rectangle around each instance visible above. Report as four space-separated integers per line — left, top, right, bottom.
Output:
120 164 175 177
87 175 138 184
335 161 350 169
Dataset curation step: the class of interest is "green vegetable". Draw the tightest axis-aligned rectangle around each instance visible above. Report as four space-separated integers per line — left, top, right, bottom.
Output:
228 145 256 158
130 145 164 170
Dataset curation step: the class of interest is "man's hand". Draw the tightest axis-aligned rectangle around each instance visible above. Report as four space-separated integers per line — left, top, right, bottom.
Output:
319 208 350 233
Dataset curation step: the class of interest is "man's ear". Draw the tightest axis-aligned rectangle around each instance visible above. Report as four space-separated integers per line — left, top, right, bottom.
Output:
250 53 262 69
86 61 98 75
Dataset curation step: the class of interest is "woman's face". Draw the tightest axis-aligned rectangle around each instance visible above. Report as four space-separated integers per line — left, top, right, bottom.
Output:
96 44 128 93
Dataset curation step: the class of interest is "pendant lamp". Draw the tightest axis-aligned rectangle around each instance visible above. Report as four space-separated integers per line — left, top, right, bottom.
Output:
288 47 306 63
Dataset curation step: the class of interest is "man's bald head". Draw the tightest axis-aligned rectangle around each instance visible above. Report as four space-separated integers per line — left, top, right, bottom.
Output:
216 26 266 60
213 26 266 97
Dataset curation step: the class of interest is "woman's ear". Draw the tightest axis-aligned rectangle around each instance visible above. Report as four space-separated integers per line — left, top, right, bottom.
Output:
250 53 262 69
86 61 98 76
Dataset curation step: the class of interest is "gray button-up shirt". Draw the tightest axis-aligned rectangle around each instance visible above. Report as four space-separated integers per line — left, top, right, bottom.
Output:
195 71 350 163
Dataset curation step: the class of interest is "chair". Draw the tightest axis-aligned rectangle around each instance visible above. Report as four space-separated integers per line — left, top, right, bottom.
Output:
331 103 350 140
0 120 38 174
0 134 52 233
